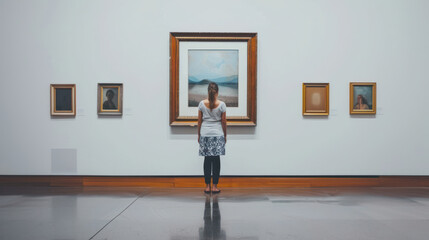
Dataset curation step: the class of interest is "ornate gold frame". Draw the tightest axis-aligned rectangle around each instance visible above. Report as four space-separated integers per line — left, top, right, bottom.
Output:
302 83 329 116
169 32 257 126
97 83 123 116
50 84 76 116
349 82 376 115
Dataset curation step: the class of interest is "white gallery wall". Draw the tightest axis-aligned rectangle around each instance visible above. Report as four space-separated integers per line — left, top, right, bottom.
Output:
0 0 428 175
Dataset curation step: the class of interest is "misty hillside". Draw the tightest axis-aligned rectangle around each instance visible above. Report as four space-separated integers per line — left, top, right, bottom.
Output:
188 75 238 85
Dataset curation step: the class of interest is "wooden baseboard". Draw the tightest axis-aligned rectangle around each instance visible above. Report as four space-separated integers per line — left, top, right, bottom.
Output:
1 176 429 188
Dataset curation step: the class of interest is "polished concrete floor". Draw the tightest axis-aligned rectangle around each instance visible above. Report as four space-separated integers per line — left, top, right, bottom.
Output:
1 187 429 240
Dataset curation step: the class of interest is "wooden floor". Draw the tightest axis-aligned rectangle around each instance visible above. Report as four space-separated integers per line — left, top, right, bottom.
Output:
1 176 429 187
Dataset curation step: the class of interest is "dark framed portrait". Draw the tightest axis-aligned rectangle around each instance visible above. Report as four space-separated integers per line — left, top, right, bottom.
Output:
97 83 123 115
350 82 376 115
170 32 257 126
302 83 329 116
50 84 76 116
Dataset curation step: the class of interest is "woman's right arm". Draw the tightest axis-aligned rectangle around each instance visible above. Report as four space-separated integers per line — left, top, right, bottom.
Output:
197 110 202 143
221 111 227 143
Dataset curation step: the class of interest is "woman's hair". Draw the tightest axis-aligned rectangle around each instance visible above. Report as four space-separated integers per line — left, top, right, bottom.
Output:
208 82 219 110
106 89 115 97
357 94 368 105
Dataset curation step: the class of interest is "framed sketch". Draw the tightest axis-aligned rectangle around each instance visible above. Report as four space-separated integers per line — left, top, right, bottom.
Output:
98 83 123 115
50 84 76 116
170 32 257 126
302 83 329 116
350 82 376 115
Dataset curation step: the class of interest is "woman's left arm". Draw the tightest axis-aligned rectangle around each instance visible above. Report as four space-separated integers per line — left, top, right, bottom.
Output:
197 110 203 143
221 111 227 143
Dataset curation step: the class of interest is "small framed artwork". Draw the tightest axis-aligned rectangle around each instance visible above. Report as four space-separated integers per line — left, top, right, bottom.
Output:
350 82 376 115
97 83 123 115
50 84 76 116
302 83 329 116
170 32 257 126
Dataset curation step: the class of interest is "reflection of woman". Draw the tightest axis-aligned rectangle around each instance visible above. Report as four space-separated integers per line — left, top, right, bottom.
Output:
103 90 116 109
199 195 226 240
197 82 227 194
354 94 369 110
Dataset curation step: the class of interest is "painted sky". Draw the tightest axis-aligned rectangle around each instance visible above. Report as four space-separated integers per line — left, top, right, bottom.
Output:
188 50 238 80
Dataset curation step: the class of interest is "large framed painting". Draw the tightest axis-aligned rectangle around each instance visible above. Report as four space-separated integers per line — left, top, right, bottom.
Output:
170 32 257 126
350 82 376 115
302 83 329 116
50 84 76 116
98 83 123 116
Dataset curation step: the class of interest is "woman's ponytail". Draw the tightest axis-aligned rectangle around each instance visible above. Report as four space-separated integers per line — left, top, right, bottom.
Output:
208 82 219 110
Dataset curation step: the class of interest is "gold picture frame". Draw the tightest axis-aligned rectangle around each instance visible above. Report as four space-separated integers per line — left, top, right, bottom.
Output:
170 32 257 126
50 84 76 116
97 83 123 116
350 82 376 115
302 83 329 116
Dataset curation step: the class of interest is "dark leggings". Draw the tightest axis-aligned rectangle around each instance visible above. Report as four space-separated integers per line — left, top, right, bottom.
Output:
204 156 220 185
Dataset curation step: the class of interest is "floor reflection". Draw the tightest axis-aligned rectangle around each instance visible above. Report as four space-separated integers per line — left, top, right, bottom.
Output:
52 196 77 240
199 194 226 240
3 187 428 240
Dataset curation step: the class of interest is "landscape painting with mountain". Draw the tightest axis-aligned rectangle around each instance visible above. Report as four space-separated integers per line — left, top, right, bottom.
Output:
188 50 238 107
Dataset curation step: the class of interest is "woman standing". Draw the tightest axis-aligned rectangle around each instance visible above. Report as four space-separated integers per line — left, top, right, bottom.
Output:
198 82 227 194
